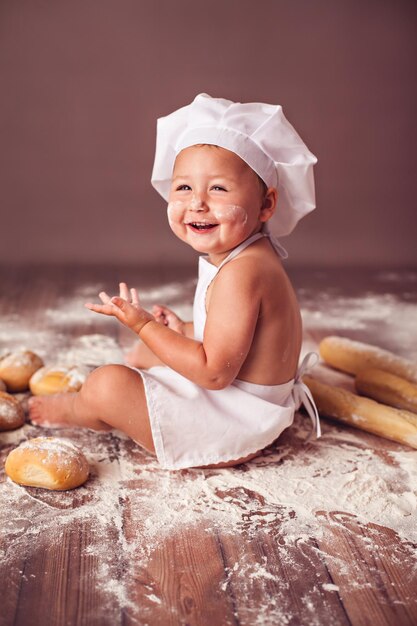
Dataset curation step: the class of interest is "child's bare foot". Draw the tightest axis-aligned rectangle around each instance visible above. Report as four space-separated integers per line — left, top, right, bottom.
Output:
28 393 77 428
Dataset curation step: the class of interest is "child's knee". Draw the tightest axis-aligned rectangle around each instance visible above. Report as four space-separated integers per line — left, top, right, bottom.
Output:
81 364 139 405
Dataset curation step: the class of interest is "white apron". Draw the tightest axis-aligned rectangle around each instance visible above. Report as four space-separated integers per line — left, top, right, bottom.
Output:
136 233 320 469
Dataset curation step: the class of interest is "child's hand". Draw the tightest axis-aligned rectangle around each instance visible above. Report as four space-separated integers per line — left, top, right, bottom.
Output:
85 283 153 334
152 305 186 334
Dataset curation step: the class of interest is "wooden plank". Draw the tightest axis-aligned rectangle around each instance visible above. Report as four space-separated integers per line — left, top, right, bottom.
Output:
211 494 350 626
316 510 417 626
1 265 417 626
125 524 237 626
119 442 239 626
0 428 126 626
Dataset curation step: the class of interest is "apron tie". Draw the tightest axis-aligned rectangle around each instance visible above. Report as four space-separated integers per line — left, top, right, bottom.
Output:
261 223 288 259
292 352 321 441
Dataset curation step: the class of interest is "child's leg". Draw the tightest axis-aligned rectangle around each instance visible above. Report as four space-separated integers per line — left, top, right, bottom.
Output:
124 340 165 369
28 365 155 453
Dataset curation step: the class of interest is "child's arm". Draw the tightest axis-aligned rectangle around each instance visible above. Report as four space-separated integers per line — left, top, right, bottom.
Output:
86 264 261 389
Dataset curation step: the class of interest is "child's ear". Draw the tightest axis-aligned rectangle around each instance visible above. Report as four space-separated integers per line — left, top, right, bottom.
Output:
259 188 278 222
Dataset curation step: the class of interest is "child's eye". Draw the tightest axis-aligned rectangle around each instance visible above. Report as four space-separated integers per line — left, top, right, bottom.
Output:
211 185 227 192
176 184 191 191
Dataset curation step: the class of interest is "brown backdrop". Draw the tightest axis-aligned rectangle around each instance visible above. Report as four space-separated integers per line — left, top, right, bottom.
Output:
1 0 416 268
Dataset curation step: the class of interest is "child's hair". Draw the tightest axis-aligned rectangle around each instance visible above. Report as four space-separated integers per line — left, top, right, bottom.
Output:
191 143 268 199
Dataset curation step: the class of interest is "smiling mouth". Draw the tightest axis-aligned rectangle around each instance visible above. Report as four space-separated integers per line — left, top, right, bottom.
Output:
186 222 218 231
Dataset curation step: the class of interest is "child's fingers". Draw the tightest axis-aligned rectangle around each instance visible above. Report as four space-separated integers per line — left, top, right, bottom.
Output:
153 304 168 316
111 296 132 310
99 291 112 304
130 288 140 306
158 305 179 319
154 314 167 326
85 302 116 316
119 282 130 300
152 306 166 324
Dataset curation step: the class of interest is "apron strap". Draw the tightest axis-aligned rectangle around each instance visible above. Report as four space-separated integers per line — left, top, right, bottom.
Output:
260 223 288 259
293 352 321 441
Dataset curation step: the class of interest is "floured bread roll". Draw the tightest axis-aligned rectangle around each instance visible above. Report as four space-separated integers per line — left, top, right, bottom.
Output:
5 437 89 490
0 350 44 392
0 391 25 431
29 365 87 396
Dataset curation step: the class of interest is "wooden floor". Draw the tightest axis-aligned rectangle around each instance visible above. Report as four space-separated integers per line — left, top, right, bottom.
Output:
1 264 417 626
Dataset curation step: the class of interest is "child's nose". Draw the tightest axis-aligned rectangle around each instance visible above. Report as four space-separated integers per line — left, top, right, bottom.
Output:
190 195 208 211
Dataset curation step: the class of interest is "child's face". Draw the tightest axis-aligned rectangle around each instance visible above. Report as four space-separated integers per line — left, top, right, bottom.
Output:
167 145 275 262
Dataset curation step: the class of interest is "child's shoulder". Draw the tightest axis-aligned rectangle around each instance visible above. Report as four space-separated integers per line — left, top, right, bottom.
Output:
217 238 287 291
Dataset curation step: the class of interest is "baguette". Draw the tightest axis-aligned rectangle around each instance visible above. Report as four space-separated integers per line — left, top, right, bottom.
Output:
319 336 417 383
355 368 417 414
303 375 417 449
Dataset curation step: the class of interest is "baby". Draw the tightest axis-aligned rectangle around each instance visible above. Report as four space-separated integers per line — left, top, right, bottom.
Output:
29 93 320 469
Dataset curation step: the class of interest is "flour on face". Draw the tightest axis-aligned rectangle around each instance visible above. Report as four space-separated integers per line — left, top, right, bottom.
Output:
167 200 248 227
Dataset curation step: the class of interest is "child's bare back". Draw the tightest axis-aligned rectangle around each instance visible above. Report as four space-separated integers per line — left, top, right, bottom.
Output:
202 237 301 385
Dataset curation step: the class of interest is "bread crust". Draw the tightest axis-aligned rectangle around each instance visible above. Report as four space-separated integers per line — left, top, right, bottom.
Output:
0 350 44 392
319 336 417 383
5 437 89 490
303 375 417 449
355 368 417 414
0 391 25 431
29 365 87 396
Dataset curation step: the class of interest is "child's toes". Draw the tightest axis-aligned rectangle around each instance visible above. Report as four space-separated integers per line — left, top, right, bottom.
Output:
28 397 43 423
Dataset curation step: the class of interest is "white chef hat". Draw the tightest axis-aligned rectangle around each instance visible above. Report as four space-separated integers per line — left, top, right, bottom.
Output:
151 93 317 237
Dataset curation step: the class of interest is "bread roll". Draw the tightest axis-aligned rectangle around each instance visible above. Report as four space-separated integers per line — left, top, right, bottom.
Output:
0 379 6 392
355 368 417 414
303 375 417 449
319 336 417 383
0 391 25 431
29 365 87 396
5 437 89 490
0 350 44 392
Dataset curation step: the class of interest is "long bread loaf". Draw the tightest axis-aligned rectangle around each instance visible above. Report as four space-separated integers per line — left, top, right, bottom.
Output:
303 375 417 449
355 368 417 414
319 336 417 383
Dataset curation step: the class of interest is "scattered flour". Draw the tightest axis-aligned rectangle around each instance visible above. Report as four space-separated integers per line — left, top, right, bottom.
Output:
61 334 124 367
322 583 340 592
299 291 417 360
3 414 416 620
1 275 416 622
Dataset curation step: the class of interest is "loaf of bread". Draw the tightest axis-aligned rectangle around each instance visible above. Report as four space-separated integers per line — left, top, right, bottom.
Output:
5 437 89 490
319 336 417 383
29 365 87 396
355 368 417 414
0 391 25 431
0 350 44 392
303 375 417 449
